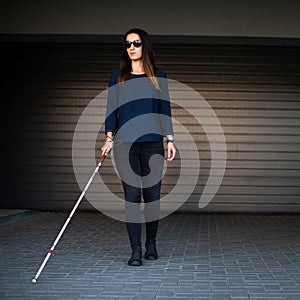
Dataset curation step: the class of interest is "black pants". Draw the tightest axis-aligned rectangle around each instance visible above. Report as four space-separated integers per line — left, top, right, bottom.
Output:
114 141 164 250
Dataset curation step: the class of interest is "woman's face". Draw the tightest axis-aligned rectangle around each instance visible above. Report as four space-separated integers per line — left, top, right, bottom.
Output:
126 33 143 61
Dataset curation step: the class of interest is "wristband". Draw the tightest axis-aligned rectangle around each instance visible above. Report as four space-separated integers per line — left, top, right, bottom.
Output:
167 139 175 144
105 135 113 141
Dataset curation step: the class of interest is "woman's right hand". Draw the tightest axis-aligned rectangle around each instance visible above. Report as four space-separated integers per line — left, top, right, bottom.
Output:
101 141 113 156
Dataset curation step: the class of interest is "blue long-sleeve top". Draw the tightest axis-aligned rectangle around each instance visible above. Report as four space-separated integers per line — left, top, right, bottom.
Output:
105 69 174 142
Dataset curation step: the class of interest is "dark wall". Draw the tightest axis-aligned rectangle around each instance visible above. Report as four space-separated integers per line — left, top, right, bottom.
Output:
2 36 300 212
1 0 300 38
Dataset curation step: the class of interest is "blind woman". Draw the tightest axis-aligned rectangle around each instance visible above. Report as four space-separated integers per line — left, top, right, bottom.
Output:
101 28 176 266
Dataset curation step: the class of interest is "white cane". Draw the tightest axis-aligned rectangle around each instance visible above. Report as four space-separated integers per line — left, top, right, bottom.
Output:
32 154 107 283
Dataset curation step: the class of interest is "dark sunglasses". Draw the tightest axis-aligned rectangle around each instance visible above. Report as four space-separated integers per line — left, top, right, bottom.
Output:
124 40 143 49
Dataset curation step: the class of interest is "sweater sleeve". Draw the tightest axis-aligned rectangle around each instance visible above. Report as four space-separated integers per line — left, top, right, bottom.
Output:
158 70 174 136
105 70 120 135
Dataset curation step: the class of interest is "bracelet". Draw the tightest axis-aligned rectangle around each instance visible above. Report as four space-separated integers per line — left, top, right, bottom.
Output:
105 139 114 143
105 135 113 142
167 139 175 144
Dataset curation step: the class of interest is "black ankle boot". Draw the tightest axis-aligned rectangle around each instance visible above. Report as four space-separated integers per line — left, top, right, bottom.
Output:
144 240 158 260
128 248 142 266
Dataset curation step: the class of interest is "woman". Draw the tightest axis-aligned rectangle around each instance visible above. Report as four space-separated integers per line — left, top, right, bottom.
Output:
101 28 176 266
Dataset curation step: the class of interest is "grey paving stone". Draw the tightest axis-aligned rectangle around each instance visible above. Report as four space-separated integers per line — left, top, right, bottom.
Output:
1 212 300 299
229 288 249 297
288 295 300 300
210 292 231 300
194 282 211 292
156 289 175 297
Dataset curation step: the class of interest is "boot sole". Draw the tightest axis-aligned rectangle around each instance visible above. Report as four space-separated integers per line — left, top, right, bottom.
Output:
128 261 143 266
144 254 158 260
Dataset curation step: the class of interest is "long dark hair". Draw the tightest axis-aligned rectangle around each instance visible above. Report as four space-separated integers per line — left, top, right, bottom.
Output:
119 28 160 90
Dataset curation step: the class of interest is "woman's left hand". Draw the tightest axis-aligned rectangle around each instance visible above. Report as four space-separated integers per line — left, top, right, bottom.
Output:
167 142 176 161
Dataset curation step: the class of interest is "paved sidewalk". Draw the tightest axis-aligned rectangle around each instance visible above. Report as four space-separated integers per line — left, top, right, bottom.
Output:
0 211 300 299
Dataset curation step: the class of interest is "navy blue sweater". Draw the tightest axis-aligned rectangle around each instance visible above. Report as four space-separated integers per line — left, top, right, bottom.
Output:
105 69 174 142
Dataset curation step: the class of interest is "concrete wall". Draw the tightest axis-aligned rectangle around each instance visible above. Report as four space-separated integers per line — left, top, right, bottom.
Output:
1 0 300 38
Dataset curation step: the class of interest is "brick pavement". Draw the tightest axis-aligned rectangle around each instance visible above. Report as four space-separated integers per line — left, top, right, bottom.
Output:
0 211 300 299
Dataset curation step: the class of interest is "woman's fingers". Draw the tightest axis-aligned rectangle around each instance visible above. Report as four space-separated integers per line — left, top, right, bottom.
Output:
101 142 113 156
167 143 176 161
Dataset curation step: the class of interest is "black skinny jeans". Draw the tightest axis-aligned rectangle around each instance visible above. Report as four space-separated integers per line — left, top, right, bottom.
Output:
114 141 164 250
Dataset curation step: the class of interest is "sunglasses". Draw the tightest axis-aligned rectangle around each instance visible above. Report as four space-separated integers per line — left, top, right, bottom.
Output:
125 40 143 49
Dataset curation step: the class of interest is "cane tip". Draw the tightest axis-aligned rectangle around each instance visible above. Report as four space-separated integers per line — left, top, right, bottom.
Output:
32 278 37 284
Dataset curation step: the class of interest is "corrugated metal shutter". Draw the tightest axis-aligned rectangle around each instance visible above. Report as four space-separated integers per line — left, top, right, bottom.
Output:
2 36 300 212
